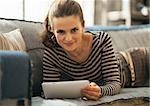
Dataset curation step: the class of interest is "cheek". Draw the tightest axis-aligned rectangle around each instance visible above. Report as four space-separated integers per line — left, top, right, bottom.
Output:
55 35 64 43
76 33 83 41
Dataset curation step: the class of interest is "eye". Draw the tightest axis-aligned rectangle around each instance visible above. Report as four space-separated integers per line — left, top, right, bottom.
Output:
71 28 78 33
56 30 65 35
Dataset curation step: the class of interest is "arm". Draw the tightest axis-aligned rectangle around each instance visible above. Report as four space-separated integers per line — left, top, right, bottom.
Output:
100 32 121 96
81 32 121 100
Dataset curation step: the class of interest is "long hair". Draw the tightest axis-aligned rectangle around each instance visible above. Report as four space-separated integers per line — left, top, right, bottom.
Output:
40 0 84 47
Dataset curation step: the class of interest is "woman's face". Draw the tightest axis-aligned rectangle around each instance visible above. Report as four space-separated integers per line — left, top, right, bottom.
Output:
52 15 84 52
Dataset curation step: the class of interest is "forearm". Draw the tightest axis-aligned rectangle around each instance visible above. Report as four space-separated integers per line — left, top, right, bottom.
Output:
100 33 121 96
100 81 121 96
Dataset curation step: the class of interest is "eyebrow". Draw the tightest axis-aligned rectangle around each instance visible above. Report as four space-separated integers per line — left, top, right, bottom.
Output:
56 26 78 32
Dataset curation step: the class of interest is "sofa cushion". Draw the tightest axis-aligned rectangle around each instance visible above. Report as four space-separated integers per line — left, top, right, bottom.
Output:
0 29 26 51
0 18 44 50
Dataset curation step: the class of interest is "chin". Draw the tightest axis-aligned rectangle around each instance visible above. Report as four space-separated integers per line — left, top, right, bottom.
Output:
65 48 76 52
64 46 76 52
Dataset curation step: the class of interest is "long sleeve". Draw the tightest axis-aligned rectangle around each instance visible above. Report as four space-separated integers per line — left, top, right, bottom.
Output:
43 47 60 82
99 32 121 96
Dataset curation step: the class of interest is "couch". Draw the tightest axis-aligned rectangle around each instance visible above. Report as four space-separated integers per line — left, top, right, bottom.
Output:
0 18 150 98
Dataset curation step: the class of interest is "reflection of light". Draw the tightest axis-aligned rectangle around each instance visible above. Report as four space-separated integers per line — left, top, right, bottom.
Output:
141 6 148 16
137 2 149 16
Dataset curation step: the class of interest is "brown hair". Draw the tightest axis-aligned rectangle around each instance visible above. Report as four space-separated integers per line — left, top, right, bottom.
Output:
40 0 84 47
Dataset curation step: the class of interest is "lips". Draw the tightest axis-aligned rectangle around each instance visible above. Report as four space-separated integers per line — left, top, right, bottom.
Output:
65 42 74 46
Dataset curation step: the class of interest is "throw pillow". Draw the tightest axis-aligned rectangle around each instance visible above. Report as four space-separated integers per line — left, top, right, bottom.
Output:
0 29 26 51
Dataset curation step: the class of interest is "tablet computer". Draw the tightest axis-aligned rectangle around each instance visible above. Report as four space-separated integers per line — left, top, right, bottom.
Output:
42 80 89 99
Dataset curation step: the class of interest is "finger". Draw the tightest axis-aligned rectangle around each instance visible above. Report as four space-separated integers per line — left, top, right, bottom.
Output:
82 92 99 101
83 84 101 92
92 85 101 92
90 82 97 86
81 89 101 97
87 90 101 97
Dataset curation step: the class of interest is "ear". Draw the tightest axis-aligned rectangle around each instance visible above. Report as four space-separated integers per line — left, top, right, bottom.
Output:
82 20 85 28
43 15 52 31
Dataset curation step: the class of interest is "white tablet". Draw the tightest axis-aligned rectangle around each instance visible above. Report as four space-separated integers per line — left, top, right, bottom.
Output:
42 80 89 99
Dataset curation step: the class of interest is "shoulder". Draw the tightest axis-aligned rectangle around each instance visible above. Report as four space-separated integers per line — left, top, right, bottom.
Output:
44 43 65 59
43 32 61 48
88 31 111 44
96 31 110 41
87 31 110 39
44 46 57 58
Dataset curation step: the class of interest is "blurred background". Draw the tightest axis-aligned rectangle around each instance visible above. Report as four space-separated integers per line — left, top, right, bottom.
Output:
0 0 149 26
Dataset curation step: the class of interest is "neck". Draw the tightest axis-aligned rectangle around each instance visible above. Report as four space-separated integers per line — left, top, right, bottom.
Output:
66 42 83 58
65 33 93 63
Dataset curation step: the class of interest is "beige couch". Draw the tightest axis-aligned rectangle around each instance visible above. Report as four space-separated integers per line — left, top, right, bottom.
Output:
0 18 149 97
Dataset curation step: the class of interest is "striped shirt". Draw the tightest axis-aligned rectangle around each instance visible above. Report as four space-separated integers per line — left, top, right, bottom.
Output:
43 31 121 96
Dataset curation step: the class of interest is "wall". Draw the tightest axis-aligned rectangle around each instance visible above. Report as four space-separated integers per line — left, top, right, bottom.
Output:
95 0 121 25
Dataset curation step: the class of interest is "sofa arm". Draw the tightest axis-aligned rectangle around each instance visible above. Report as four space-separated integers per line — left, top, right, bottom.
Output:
0 51 31 106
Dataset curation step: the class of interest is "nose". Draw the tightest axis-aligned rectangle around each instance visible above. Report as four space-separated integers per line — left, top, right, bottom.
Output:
65 33 72 41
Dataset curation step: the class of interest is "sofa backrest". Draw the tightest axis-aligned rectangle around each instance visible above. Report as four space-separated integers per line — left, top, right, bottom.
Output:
86 25 150 51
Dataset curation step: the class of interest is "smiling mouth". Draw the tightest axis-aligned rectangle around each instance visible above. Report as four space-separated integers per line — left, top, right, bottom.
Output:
65 43 74 46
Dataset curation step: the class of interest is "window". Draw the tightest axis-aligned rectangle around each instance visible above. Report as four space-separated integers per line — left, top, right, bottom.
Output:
0 0 95 26
0 0 23 20
77 0 95 26
24 0 50 22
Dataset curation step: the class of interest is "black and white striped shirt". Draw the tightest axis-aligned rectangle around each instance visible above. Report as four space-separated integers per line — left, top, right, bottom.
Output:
43 31 121 96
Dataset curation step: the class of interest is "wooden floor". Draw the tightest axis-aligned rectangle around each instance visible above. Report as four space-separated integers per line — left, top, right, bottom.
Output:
99 97 149 106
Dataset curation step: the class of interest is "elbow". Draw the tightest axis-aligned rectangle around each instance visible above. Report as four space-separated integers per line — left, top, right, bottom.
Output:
114 82 121 95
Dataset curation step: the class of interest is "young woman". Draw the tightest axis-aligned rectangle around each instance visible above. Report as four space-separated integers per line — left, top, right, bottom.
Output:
41 0 121 100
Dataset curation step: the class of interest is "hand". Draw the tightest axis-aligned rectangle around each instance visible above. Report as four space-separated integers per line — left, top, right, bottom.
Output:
81 82 101 100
